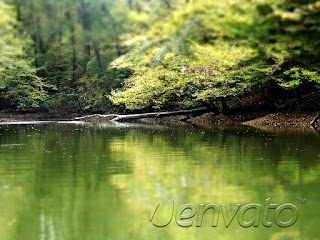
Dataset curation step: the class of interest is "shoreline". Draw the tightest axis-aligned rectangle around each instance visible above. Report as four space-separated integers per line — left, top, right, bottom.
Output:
0 111 318 129
190 112 319 128
0 112 76 122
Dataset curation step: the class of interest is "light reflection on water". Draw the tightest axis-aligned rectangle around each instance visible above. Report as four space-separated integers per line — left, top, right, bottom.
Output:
0 122 319 240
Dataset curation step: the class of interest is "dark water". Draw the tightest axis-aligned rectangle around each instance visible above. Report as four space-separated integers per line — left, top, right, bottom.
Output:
0 122 319 240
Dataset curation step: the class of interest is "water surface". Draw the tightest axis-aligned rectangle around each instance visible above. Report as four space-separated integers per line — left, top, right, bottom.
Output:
0 122 319 239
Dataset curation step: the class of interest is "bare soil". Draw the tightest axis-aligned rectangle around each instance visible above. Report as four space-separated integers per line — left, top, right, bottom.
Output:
0 111 319 129
190 112 318 128
0 112 75 122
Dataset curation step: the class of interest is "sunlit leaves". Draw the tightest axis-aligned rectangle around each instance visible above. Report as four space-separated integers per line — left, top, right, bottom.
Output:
111 0 320 111
0 2 51 111
280 67 320 89
2 0 319 112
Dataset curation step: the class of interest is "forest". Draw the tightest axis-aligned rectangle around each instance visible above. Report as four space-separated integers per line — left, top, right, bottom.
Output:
0 0 319 114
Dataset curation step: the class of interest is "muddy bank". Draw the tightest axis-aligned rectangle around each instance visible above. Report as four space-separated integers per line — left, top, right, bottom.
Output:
112 111 319 129
0 111 319 129
0 112 75 122
190 112 319 128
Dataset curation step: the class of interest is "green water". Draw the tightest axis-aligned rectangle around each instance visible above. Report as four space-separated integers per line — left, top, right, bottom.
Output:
0 122 319 240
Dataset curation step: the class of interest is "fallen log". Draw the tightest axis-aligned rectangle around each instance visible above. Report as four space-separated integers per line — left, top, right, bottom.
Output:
74 108 208 122
310 112 320 127
74 114 118 121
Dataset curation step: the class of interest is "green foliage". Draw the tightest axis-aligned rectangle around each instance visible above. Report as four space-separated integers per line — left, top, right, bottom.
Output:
111 0 320 111
0 2 51 111
1 0 319 112
4 0 131 112
281 67 320 88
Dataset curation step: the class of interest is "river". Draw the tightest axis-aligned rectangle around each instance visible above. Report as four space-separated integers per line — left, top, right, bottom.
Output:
0 122 319 239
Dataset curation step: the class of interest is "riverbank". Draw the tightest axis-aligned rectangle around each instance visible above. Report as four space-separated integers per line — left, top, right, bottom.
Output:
190 112 318 128
0 112 76 122
0 111 318 128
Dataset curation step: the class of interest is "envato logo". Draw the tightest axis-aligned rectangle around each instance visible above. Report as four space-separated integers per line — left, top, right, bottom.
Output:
149 198 298 228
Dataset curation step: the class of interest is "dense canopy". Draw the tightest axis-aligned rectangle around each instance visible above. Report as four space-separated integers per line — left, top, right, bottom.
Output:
1 0 319 113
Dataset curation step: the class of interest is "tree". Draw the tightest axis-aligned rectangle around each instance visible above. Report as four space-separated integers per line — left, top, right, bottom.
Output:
2 0 319 113
0 1 51 111
9 0 130 112
110 0 320 112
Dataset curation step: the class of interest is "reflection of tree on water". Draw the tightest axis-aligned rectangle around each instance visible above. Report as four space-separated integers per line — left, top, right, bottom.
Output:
34 125 134 239
310 125 320 136
0 124 132 240
0 123 319 239
100 125 320 239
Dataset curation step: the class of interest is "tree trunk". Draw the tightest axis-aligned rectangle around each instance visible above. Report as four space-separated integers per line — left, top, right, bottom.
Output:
310 112 320 126
128 0 133 9
220 97 229 114
206 98 219 114
15 0 22 21
93 41 103 77
101 4 122 57
66 10 77 85
74 108 209 122
36 16 46 54
162 0 171 8
79 0 91 73
115 38 122 57
294 88 302 110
